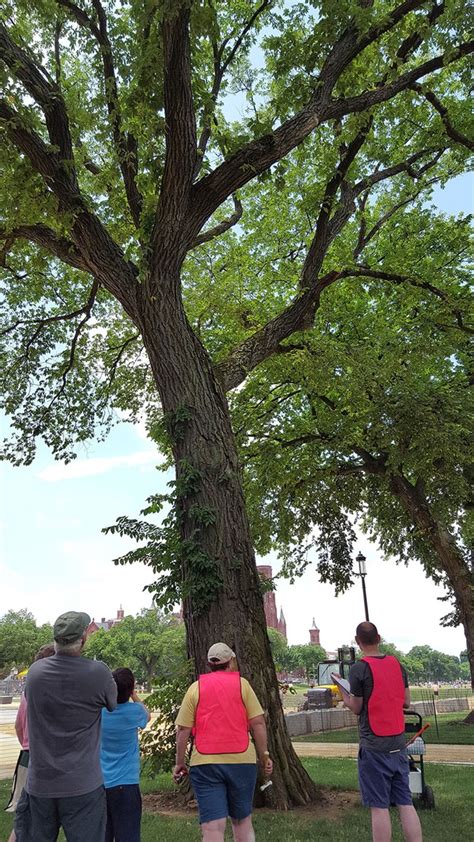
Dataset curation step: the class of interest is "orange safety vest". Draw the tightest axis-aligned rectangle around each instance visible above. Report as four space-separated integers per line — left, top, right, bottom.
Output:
194 671 250 755
361 655 405 737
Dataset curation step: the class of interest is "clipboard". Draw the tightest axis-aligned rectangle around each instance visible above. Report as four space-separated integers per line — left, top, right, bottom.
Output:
331 673 351 695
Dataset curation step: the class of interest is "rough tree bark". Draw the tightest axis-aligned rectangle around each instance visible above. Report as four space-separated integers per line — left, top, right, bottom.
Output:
136 278 317 807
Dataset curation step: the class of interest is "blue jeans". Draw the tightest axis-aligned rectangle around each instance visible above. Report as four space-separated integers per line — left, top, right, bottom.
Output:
104 784 142 842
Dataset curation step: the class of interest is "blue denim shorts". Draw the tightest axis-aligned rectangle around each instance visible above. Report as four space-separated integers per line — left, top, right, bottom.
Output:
358 747 412 808
190 764 257 824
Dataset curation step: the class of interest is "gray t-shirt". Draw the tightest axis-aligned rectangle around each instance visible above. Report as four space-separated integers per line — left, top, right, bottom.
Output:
25 653 117 797
349 656 408 753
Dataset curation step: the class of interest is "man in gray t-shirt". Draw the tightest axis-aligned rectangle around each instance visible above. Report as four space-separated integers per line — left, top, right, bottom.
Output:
20 611 117 842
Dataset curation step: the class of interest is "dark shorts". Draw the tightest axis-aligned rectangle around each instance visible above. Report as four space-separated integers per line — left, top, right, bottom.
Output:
18 785 106 842
105 784 142 842
358 747 412 809
190 764 257 824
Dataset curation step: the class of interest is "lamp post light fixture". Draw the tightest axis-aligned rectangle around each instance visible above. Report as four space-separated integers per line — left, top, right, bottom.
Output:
356 551 370 621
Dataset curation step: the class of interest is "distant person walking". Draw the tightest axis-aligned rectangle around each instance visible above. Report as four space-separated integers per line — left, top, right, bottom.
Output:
101 668 150 842
19 611 117 842
339 622 422 842
174 642 272 842
5 643 55 842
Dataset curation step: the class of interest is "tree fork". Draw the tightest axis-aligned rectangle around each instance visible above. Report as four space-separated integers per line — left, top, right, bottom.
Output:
136 290 318 807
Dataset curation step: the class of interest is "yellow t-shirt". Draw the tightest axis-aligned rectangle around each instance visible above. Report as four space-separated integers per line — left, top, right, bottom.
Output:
175 677 264 765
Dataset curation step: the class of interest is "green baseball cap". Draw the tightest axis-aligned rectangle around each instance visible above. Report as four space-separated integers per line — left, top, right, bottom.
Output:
53 611 91 644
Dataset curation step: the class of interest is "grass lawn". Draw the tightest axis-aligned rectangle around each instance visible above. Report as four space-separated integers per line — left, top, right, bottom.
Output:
295 711 474 745
1 758 472 841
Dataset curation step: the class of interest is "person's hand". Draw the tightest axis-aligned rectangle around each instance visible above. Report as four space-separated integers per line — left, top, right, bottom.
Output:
173 764 188 784
131 689 140 703
261 755 273 777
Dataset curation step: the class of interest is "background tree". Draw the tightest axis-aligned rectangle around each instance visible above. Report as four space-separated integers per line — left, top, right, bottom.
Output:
2 0 472 806
0 609 53 675
267 627 289 671
84 609 186 689
283 644 327 681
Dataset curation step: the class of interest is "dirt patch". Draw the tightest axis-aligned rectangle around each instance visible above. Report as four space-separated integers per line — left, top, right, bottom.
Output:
143 787 359 821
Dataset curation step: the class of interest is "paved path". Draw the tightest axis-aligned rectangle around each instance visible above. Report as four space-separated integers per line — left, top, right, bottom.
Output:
293 742 474 765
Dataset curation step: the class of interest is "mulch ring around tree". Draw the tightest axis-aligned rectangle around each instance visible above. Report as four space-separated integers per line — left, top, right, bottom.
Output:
143 787 360 821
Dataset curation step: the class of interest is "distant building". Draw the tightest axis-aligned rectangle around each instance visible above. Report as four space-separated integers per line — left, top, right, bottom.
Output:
257 565 287 641
85 606 125 640
309 618 320 646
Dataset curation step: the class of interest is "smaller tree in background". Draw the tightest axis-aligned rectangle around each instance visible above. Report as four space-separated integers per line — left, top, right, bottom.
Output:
267 628 289 672
0 609 53 676
284 644 327 682
84 609 186 690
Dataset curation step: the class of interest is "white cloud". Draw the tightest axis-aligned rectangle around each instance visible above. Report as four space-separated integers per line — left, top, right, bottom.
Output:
38 449 162 481
0 537 156 626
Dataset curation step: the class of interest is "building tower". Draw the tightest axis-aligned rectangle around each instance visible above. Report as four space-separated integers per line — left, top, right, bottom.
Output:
257 565 278 629
277 608 287 640
309 618 320 646
256 565 287 641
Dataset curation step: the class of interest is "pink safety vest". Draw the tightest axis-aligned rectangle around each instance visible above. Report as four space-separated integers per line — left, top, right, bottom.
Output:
361 655 405 737
194 671 250 755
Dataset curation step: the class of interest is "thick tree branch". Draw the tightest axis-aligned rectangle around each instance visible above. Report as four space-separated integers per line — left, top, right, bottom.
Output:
0 23 78 193
0 224 88 272
300 119 372 290
55 0 143 226
319 0 428 89
152 2 196 260
410 83 474 151
0 99 81 208
0 101 139 308
340 267 473 334
190 196 243 248
215 139 454 393
190 39 473 238
326 41 474 121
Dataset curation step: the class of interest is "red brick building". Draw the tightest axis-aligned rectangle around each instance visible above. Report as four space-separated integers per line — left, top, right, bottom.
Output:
309 617 320 645
85 606 125 640
257 565 287 641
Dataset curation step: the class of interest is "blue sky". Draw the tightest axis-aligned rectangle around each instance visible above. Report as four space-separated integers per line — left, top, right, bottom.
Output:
1 176 471 657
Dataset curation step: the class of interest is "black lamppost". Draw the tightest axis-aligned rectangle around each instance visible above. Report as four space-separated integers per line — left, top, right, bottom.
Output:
356 551 370 621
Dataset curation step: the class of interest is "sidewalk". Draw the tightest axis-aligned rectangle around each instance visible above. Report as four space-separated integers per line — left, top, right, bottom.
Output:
293 742 474 765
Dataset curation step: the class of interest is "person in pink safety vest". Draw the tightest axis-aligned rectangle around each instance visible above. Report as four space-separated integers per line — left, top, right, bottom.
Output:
339 622 423 842
174 642 272 842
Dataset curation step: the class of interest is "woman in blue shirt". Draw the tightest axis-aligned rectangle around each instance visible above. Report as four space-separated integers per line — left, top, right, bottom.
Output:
101 668 150 842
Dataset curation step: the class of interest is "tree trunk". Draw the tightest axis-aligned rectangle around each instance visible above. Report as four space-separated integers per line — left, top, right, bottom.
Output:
390 474 474 689
136 283 317 808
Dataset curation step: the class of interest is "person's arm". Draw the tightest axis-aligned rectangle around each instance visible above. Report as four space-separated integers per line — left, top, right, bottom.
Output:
103 666 118 711
340 688 363 715
131 688 151 724
15 696 27 746
173 726 192 782
249 715 273 777
404 687 411 709
340 664 364 715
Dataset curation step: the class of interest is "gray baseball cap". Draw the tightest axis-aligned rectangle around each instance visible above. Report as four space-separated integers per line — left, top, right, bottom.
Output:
53 611 91 644
207 642 235 664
